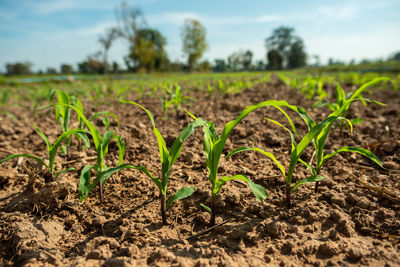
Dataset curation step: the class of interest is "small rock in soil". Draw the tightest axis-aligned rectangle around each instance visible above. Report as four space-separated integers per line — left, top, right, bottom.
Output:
347 248 363 261
318 241 339 258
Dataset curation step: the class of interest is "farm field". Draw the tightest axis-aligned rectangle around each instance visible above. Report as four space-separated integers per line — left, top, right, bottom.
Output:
0 72 399 266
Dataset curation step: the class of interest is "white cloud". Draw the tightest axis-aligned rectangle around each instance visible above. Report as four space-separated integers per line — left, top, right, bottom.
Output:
147 12 283 26
316 5 357 21
255 15 282 23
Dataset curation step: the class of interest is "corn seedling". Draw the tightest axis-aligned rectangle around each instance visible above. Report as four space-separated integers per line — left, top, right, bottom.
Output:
186 100 297 225
227 110 344 208
46 90 91 153
296 78 389 193
0 124 85 181
121 99 200 225
313 81 385 134
64 103 126 203
0 89 17 121
160 83 192 119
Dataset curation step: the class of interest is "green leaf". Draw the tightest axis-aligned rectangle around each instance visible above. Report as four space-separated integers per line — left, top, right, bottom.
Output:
298 158 317 176
54 167 75 180
88 111 120 129
79 165 92 202
115 135 125 165
351 118 363 125
322 146 385 168
0 153 48 169
214 100 298 176
247 178 269 201
75 132 91 148
33 123 51 150
166 186 195 210
347 77 390 103
48 129 87 174
121 100 169 183
120 99 156 128
290 175 324 193
215 174 268 201
117 164 163 191
168 119 202 167
63 104 102 150
200 203 212 213
91 163 135 190
226 146 285 177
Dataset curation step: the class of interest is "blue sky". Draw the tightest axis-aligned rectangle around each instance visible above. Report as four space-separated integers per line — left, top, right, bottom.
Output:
0 0 399 72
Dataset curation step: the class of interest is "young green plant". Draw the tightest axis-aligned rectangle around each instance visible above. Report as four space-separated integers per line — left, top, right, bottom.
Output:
0 124 84 181
120 99 200 225
297 77 389 193
160 83 192 119
63 103 126 203
227 113 342 208
186 100 298 225
313 80 385 134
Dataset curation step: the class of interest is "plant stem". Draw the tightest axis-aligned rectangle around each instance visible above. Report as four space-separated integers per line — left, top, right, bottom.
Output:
99 181 104 203
314 169 321 193
210 193 216 226
161 193 167 225
286 184 291 209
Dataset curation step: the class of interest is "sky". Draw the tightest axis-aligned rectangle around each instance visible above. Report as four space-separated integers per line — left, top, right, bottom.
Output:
0 0 399 72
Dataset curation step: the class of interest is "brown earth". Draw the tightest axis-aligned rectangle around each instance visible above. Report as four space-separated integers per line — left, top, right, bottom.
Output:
0 76 399 266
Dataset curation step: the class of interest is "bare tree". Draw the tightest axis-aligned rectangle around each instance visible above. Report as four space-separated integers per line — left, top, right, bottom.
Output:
98 28 120 75
115 1 146 43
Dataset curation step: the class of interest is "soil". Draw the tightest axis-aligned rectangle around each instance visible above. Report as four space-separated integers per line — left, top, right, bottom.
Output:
0 76 399 266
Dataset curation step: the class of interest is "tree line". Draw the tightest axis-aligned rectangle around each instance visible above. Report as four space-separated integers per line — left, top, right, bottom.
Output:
4 2 400 75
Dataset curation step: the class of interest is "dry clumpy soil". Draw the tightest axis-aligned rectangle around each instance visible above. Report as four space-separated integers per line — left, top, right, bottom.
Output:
0 77 399 266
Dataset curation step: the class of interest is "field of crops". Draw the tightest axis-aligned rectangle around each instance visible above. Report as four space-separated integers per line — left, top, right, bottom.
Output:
0 71 399 266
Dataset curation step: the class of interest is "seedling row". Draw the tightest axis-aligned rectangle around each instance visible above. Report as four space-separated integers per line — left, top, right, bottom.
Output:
0 77 390 226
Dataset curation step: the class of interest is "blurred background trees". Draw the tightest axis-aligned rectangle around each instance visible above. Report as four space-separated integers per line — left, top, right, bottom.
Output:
180 19 208 72
265 26 306 70
125 28 168 72
5 61 33 75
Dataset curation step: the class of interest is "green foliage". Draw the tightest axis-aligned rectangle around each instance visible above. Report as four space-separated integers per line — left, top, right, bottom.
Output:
0 124 84 180
63 103 126 202
313 80 385 131
181 19 208 71
120 99 200 224
265 26 306 69
186 100 297 224
227 112 338 208
160 83 192 119
297 78 388 192
126 28 168 72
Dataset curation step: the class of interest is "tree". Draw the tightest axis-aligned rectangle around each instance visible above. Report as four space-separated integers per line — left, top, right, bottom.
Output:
287 38 306 69
78 52 107 74
267 50 282 70
228 50 253 71
5 61 33 75
255 60 266 71
115 1 146 44
181 19 208 72
46 67 57 74
111 61 120 73
390 51 400 61
265 26 306 69
60 64 73 74
125 28 168 72
213 59 227 72
98 28 120 74
115 1 147 72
